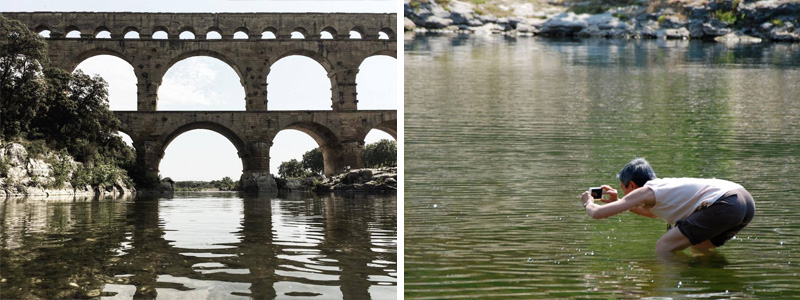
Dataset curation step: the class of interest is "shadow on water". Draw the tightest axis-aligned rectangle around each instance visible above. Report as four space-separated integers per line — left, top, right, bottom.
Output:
0 191 397 299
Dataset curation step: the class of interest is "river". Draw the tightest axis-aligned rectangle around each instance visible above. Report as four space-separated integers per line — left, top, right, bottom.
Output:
405 34 800 299
1 192 397 299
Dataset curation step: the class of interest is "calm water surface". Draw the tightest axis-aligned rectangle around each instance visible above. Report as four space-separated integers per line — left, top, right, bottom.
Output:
1 192 396 299
405 34 800 299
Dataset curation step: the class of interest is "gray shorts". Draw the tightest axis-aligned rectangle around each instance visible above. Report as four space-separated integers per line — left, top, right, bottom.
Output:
675 188 756 247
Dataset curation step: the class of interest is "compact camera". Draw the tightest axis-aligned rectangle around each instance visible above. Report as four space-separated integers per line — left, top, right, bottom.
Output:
590 187 603 199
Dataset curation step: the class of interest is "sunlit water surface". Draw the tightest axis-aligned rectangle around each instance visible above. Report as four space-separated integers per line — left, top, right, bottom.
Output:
1 192 396 299
405 34 800 299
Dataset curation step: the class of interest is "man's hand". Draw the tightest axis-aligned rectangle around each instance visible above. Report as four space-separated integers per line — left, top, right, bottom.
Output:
601 185 619 203
581 191 594 207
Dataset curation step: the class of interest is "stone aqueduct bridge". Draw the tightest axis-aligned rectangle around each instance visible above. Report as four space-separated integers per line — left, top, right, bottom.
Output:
3 12 397 178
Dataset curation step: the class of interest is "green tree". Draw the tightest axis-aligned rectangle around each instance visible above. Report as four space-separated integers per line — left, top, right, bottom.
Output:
363 139 397 168
0 15 49 139
278 159 308 178
302 148 324 175
1 15 135 187
219 176 236 191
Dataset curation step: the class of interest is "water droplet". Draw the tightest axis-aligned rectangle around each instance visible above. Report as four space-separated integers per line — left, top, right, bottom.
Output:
433 204 438 208
590 251 594 256
526 215 529 217
527 257 532 262
780 241 784 245
677 281 682 288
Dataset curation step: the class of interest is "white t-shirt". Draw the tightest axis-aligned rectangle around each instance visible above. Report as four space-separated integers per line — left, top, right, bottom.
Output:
644 178 743 225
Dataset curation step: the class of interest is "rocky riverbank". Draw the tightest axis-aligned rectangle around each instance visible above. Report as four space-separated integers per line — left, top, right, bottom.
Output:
0 142 135 198
405 0 800 42
274 168 398 193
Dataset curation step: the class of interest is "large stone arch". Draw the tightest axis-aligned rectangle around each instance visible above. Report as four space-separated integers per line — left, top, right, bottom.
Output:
163 49 246 84
268 50 335 110
159 121 248 175
66 48 134 73
272 121 343 175
61 48 133 73
368 120 397 141
157 50 248 110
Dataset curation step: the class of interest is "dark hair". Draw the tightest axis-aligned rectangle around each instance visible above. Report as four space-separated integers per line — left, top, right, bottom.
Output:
617 158 656 188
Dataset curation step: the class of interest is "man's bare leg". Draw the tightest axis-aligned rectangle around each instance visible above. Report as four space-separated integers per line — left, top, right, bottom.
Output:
656 227 693 261
690 240 717 256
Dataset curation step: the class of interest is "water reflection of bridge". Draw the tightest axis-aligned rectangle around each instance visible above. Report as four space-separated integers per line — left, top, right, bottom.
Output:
116 193 397 299
0 194 396 299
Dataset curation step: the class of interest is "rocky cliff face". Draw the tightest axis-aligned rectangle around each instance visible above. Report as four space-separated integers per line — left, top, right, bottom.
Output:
0 142 135 198
406 0 800 42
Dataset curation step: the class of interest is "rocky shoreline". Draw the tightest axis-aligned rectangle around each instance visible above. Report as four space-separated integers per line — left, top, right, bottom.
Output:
405 0 800 42
275 168 398 193
1 142 135 198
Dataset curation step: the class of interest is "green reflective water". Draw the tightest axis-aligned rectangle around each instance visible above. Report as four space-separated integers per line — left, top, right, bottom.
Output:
1 192 397 299
404 34 800 299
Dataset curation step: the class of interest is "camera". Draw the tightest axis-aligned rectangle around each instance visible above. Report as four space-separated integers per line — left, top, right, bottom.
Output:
590 187 603 199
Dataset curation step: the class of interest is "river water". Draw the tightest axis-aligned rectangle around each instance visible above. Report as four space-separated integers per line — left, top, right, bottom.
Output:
405 34 800 299
1 192 397 299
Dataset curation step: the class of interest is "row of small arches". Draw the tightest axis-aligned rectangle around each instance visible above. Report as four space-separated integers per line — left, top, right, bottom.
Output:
35 25 394 40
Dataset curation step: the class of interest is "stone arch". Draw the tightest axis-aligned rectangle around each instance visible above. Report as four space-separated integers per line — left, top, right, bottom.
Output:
65 25 81 38
370 119 397 140
367 49 397 59
261 27 278 39
274 49 334 75
178 26 196 39
34 24 51 34
274 121 341 175
378 27 394 40
162 49 245 86
66 48 134 73
290 27 308 39
151 25 169 39
94 26 111 37
268 50 335 110
320 26 337 39
349 26 366 39
122 26 140 38
162 121 247 155
159 121 248 177
233 26 249 39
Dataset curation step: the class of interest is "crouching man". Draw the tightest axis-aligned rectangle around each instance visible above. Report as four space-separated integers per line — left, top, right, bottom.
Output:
581 158 755 260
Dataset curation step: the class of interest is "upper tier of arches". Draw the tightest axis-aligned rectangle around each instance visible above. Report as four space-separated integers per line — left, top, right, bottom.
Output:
8 12 396 41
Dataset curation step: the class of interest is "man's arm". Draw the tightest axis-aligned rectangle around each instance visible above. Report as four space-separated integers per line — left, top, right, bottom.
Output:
582 187 656 219
629 206 657 218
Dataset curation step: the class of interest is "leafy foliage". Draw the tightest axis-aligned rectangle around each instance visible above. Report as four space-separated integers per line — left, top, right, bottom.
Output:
1 15 135 187
173 176 238 191
302 148 324 175
363 139 397 168
278 159 309 178
1 16 49 139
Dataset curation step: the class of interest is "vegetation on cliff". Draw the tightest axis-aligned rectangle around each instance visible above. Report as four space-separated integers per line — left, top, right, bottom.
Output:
1 15 136 194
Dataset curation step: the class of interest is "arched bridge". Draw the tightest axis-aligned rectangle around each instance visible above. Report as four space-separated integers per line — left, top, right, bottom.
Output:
3 12 397 178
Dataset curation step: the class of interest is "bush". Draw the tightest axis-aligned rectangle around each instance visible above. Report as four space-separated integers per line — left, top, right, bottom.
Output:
772 19 784 27
715 10 737 25
363 139 397 168
302 148 324 175
278 159 309 178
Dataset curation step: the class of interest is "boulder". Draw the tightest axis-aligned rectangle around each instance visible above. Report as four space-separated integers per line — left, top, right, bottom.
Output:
239 173 277 193
540 12 589 35
657 27 691 39
425 16 453 29
404 17 416 31
739 0 800 25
